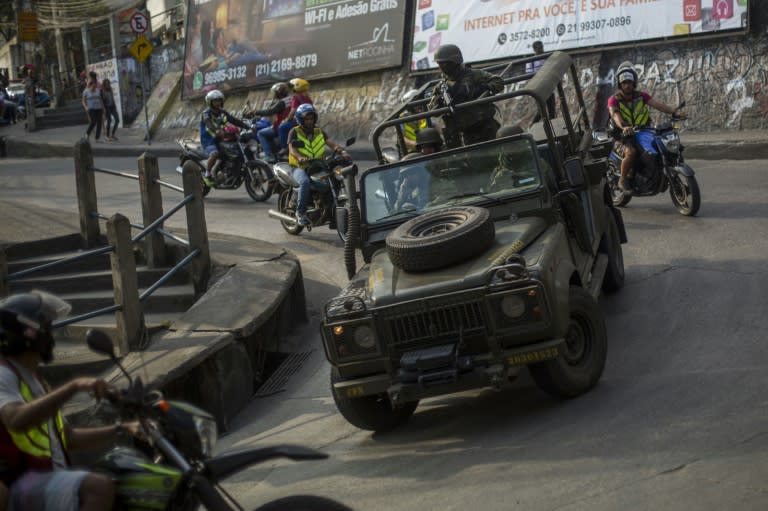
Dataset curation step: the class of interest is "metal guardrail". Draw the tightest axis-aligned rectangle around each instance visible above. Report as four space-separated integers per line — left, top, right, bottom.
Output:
0 141 211 354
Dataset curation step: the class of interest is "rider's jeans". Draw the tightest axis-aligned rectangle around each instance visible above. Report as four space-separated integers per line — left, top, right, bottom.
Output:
257 126 276 157
278 119 296 148
292 166 311 214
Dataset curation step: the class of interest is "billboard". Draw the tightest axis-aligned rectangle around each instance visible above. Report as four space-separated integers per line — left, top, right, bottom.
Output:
183 0 406 99
411 0 750 70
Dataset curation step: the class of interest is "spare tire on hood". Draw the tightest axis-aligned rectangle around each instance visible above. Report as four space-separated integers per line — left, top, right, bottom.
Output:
385 206 495 272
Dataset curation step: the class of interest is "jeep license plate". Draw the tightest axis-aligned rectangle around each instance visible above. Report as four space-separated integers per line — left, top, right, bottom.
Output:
507 346 560 366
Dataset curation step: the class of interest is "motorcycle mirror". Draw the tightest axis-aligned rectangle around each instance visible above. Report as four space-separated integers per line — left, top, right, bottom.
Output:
86 329 116 358
345 137 356 147
85 329 133 385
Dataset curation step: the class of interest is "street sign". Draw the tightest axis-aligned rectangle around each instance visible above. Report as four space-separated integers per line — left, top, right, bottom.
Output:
18 11 39 42
129 35 154 63
130 12 149 34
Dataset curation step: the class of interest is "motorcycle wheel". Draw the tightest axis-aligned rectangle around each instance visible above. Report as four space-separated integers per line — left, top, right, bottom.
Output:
244 161 273 202
668 170 701 216
278 188 304 235
252 495 354 511
607 161 631 207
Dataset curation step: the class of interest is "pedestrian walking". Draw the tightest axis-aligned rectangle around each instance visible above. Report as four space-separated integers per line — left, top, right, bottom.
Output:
82 79 104 142
100 79 120 141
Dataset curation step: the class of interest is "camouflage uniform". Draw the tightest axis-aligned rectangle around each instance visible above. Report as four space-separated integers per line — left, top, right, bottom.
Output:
431 67 504 148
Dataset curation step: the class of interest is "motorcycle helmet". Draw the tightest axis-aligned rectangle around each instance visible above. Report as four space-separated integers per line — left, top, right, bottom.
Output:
401 89 420 104
271 82 289 97
290 78 310 93
0 291 71 363
295 103 317 127
205 89 225 108
616 61 638 88
415 127 443 151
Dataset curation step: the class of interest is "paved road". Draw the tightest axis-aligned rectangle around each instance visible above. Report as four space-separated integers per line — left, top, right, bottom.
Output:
1 156 767 510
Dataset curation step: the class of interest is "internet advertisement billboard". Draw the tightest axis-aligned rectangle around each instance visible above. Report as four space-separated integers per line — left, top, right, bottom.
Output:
183 0 406 99
411 0 749 71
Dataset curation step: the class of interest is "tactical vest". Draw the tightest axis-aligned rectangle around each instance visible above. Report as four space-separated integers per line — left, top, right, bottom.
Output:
614 92 650 128
288 127 326 167
403 118 429 151
0 360 68 485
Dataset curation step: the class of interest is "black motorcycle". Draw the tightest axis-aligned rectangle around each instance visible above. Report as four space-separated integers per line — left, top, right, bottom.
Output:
175 122 274 202
598 102 700 216
84 329 354 511
268 138 355 242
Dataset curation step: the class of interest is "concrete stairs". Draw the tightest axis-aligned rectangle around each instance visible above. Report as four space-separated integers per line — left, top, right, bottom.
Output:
35 100 88 130
4 234 196 386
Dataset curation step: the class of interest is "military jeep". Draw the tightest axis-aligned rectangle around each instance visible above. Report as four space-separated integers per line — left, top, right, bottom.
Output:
321 52 627 432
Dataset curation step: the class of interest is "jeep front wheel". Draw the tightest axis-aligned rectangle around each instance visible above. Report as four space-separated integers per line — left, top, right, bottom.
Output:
385 206 495 272
331 369 418 432
528 286 607 398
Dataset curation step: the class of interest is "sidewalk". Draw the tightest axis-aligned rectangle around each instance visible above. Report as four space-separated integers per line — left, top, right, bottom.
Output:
1 119 767 160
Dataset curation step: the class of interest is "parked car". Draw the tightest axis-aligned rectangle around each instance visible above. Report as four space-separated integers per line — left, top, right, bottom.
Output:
6 80 51 118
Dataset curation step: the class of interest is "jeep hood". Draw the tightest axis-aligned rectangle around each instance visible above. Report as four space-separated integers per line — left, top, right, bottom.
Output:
366 216 550 306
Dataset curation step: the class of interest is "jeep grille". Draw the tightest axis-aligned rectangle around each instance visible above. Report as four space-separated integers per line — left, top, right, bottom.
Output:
380 295 487 350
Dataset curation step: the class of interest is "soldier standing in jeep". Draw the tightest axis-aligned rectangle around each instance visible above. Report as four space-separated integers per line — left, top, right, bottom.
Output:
429 44 504 148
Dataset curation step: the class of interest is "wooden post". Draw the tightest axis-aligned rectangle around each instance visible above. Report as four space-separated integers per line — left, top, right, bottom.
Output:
182 160 210 295
74 139 100 248
138 152 166 268
106 214 144 355
0 249 8 298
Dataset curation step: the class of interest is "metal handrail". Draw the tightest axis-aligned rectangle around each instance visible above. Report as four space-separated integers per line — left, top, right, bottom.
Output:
139 248 200 301
155 178 184 193
4 245 113 282
53 304 121 328
91 166 140 181
131 195 193 243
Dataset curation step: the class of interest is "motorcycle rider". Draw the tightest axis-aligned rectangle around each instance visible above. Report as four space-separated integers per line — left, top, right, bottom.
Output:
399 89 432 154
248 82 291 163
608 61 685 193
0 291 141 511
200 89 250 186
287 103 349 226
278 78 313 157
429 44 504 148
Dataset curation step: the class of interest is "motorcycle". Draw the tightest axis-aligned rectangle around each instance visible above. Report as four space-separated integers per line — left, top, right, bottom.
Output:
175 122 274 202
267 138 356 242
598 101 701 216
84 329 354 511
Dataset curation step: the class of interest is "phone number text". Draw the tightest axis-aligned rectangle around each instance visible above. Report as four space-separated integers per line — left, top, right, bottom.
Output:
204 65 248 86
558 16 632 35
502 27 551 42
255 54 319 75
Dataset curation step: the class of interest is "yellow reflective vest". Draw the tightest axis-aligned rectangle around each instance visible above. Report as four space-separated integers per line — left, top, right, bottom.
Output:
0 360 68 484
613 92 651 128
288 127 326 168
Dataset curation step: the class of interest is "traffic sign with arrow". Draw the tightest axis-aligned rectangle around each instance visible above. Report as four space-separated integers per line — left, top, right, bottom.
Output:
129 35 154 63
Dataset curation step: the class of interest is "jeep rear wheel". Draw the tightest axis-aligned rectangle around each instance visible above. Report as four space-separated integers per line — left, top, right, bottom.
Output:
331 369 418 432
385 206 495 272
529 286 607 398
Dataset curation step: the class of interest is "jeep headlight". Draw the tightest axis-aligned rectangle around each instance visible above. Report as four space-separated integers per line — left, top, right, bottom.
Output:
328 319 379 360
500 295 526 318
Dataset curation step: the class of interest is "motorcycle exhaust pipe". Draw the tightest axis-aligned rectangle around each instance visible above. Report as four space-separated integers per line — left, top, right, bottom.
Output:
267 209 298 224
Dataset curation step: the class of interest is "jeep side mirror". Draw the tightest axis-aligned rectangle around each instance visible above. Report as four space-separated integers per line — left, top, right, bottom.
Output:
563 157 586 188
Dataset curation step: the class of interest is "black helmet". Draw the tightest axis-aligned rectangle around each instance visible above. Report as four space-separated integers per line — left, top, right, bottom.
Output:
415 128 443 150
434 44 463 65
616 61 638 88
0 291 71 363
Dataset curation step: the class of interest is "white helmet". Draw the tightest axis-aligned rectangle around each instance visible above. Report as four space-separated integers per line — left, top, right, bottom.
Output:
401 89 420 103
205 89 225 107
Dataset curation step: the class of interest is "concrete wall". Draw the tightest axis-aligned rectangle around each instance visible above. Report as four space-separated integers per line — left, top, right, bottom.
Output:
149 21 768 140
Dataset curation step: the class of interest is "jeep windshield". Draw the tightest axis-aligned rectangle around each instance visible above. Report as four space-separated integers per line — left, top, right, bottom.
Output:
362 137 544 225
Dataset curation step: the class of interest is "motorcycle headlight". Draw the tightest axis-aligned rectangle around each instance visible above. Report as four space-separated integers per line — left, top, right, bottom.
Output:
662 134 680 154
194 414 218 458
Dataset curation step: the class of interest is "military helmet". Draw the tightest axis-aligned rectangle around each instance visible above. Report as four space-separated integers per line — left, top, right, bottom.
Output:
415 127 443 149
434 44 463 65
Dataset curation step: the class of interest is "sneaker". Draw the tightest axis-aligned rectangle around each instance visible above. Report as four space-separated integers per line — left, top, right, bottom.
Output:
203 175 215 187
111 135 119 141
295 211 310 226
618 178 633 195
